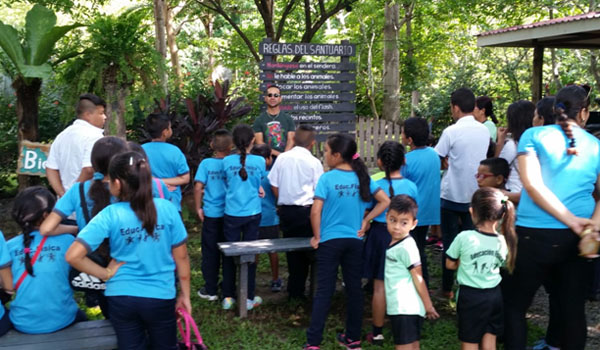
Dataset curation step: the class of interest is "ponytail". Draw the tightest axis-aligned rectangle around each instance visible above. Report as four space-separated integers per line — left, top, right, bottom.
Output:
500 198 517 273
351 156 372 202
89 136 127 217
376 141 405 198
109 152 157 236
555 104 578 155
232 124 255 181
11 186 56 277
554 84 592 156
327 133 372 202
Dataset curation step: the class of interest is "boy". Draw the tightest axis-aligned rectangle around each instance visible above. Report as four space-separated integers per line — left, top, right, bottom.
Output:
476 158 510 190
142 113 190 211
195 129 232 301
385 195 439 350
268 125 323 300
251 144 282 292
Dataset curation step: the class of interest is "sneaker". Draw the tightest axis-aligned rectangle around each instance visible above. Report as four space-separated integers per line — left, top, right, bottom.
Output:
433 241 444 251
270 278 283 292
425 236 440 245
197 287 218 301
365 333 384 346
336 333 361 350
222 297 235 310
247 296 263 310
302 345 320 350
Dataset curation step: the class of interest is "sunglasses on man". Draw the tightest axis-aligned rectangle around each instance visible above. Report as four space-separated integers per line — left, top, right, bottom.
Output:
267 93 281 98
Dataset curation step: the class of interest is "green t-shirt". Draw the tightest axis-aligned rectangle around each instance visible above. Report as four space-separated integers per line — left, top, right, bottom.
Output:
446 229 507 289
252 111 296 152
483 120 497 142
384 235 425 317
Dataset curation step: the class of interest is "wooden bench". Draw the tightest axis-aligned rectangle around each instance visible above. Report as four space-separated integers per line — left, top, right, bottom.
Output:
0 319 117 349
218 237 315 318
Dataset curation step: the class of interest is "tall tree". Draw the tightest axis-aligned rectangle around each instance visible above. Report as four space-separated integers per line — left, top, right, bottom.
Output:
382 1 399 121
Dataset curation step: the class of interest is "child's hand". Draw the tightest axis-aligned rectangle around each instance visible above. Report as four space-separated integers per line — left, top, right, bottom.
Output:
196 208 204 222
166 184 177 192
175 294 192 316
357 219 370 237
310 236 319 249
258 186 265 198
497 126 508 143
425 305 440 320
106 259 125 280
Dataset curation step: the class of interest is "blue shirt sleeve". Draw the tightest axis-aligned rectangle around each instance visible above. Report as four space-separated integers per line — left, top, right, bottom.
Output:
176 150 190 176
314 174 328 201
165 203 187 247
53 182 80 218
195 160 207 184
76 206 112 253
369 178 382 196
0 233 11 268
517 128 536 155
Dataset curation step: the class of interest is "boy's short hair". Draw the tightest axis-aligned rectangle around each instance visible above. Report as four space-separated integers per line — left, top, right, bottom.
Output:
77 93 106 117
388 194 418 220
450 87 475 114
402 117 429 147
294 125 316 148
145 113 170 139
250 143 271 160
211 129 233 153
266 85 281 93
480 157 510 180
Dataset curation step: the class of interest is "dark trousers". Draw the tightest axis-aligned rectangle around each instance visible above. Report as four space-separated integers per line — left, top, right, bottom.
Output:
306 239 363 345
440 206 473 292
0 309 10 337
201 216 224 295
107 296 177 350
410 225 429 287
279 205 314 298
502 227 592 350
222 214 261 300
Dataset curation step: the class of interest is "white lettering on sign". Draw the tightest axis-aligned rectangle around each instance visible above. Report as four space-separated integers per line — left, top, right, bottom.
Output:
23 150 47 170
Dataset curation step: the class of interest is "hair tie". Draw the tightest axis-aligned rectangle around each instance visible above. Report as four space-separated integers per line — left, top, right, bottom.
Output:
500 195 508 204
129 156 133 166
23 248 31 254
93 172 104 181
352 153 360 160
555 102 567 111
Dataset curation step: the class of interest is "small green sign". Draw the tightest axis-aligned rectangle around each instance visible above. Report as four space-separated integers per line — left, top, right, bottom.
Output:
17 141 50 177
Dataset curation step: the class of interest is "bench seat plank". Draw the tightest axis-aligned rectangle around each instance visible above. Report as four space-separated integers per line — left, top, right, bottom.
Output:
218 237 313 256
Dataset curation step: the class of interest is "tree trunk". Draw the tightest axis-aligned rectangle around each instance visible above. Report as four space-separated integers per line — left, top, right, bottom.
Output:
404 1 417 118
166 4 182 90
103 66 128 138
153 0 168 94
201 14 216 74
13 76 42 189
383 1 400 121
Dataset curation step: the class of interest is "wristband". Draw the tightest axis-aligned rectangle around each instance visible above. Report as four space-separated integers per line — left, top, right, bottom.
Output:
580 227 593 238
105 267 113 280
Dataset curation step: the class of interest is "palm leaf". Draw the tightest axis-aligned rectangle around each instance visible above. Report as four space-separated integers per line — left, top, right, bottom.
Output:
25 4 57 65
0 21 25 72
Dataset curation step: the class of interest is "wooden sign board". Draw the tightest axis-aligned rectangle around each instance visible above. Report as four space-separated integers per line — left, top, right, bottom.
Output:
279 103 355 112
259 42 356 57
262 92 356 102
291 113 356 122
17 141 50 176
260 72 355 81
315 132 355 142
260 83 356 91
260 62 356 71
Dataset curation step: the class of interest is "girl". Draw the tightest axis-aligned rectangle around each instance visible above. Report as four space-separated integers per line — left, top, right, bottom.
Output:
474 96 499 142
0 231 13 336
445 187 517 350
532 96 557 127
304 133 390 350
66 151 191 350
363 141 418 346
221 124 266 310
8 186 86 334
503 84 600 349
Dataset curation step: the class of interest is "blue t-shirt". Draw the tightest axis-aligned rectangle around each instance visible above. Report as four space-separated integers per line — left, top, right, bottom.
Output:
516 125 600 228
260 170 279 227
152 177 172 202
76 199 188 299
0 232 11 321
8 231 78 334
223 154 266 217
142 142 190 211
314 169 382 242
401 147 441 226
194 158 226 218
371 177 418 223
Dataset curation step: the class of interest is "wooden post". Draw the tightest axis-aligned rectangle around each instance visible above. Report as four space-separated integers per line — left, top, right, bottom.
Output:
532 44 544 103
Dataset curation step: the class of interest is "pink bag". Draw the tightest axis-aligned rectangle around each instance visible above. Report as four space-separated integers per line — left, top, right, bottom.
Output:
177 308 207 350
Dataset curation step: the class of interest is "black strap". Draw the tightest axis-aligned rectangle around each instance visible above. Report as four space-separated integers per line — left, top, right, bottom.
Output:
79 182 91 224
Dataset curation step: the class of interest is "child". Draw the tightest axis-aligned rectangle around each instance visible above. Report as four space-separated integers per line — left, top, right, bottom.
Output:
304 133 390 350
476 158 509 190
221 124 266 310
142 113 190 211
364 141 418 346
445 187 517 350
66 151 191 349
194 129 232 301
251 143 282 292
385 195 439 350
9 187 86 334
0 231 13 336
127 141 172 201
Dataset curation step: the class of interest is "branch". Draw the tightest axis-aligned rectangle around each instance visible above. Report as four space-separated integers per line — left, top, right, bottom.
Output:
304 0 312 37
318 0 325 16
275 0 298 41
175 18 194 34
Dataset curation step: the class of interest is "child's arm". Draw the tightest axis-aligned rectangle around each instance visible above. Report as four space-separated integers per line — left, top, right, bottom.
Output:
410 265 439 320
193 182 205 221
358 190 390 236
0 267 12 292
445 257 459 270
173 243 192 315
40 212 78 236
66 241 125 281
310 199 323 249
162 173 191 189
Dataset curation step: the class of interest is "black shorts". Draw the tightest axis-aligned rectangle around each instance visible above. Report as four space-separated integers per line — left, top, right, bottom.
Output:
362 222 391 280
457 285 503 343
390 314 423 345
258 225 280 240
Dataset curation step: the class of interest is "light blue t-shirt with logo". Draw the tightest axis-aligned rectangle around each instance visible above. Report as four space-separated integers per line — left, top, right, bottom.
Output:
401 147 441 226
0 233 11 321
194 158 226 218
371 177 418 223
260 170 279 227
76 199 188 299
314 169 382 242
223 154 266 217
8 231 79 334
142 142 190 211
516 125 600 228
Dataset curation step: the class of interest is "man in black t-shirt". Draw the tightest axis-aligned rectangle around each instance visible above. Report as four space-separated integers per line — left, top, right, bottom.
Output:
253 85 296 156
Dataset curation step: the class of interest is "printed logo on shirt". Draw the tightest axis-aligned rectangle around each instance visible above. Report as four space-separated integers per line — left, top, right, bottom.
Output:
120 224 165 245
469 249 503 275
15 245 60 265
266 121 283 149
71 272 106 290
334 183 359 198
225 164 261 177
208 170 226 181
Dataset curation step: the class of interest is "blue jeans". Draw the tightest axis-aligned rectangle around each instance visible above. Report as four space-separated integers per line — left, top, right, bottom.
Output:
306 238 363 346
222 214 261 299
107 296 176 350
201 216 225 295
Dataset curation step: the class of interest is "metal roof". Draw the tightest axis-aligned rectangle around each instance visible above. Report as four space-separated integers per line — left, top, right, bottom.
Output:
477 12 600 49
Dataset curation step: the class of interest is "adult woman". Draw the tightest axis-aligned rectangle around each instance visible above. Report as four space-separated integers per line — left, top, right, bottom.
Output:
503 85 599 350
474 96 499 142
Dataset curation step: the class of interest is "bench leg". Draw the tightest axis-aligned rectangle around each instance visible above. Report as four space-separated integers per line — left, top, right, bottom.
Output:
235 256 250 318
